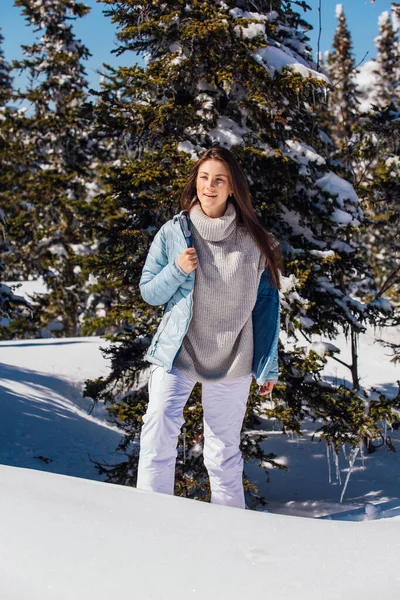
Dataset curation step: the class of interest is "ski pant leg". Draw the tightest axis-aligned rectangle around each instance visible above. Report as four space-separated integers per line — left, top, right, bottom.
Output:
201 373 252 509
136 365 195 496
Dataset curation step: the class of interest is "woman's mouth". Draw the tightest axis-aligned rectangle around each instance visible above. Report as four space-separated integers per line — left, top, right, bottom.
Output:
204 194 217 198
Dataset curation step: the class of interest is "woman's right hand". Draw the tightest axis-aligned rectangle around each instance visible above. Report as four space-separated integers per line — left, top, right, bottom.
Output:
177 248 198 274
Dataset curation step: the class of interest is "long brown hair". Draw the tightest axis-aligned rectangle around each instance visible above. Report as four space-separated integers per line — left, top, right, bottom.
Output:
180 146 283 290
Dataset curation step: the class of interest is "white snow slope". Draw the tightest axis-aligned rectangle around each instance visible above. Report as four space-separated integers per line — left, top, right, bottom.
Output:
1 464 400 600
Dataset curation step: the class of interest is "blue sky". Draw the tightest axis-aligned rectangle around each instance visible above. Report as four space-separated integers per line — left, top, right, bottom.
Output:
1 0 396 92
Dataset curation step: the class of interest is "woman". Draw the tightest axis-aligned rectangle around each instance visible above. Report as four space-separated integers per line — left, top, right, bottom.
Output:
137 146 282 509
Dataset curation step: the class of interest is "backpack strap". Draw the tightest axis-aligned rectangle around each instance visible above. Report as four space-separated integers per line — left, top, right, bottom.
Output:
179 211 193 248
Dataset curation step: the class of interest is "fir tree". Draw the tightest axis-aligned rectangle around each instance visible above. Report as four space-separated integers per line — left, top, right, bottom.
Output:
326 4 359 149
84 0 388 506
1 0 103 337
0 30 12 105
350 9 400 305
373 9 400 109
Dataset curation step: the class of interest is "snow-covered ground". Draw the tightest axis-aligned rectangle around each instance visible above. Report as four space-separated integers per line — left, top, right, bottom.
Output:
1 464 400 600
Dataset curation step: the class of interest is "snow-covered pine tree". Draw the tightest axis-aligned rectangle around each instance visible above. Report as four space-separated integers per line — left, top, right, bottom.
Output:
326 4 359 152
2 0 103 337
84 0 387 505
350 8 400 305
0 28 13 212
0 30 12 105
0 29 31 288
373 9 400 109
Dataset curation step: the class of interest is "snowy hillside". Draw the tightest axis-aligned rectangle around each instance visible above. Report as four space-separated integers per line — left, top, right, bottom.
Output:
1 464 400 600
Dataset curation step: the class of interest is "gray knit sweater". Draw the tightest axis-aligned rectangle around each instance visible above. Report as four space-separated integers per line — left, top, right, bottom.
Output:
173 200 265 383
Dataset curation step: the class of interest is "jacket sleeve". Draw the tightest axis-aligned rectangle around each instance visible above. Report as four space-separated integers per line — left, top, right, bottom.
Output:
139 224 188 306
252 269 280 385
264 328 279 382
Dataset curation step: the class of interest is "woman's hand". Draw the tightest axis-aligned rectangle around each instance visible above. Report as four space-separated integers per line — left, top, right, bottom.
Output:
258 381 275 396
177 248 198 274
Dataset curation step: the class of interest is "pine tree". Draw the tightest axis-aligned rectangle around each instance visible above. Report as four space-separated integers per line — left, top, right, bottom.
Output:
0 28 13 204
0 30 12 106
373 9 400 109
351 8 400 303
326 4 359 153
84 0 388 506
1 0 103 337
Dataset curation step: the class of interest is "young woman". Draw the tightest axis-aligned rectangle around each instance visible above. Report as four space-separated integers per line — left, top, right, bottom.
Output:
137 146 282 509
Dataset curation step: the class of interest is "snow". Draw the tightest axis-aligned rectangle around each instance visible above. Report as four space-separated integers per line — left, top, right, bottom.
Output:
331 239 354 253
208 116 250 148
316 172 359 207
285 140 326 166
5 278 48 299
335 4 343 18
354 60 379 113
177 141 202 160
315 172 362 226
378 10 391 28
309 249 335 258
392 5 400 31
371 297 392 312
229 8 270 22
300 316 315 328
0 465 400 600
306 341 340 357
0 337 125 480
331 207 357 226
281 206 327 247
252 45 330 83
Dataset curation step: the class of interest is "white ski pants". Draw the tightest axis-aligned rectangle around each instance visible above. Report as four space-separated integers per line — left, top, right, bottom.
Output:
136 365 253 509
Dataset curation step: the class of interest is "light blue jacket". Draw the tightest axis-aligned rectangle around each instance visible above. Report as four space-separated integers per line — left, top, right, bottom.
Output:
139 210 280 385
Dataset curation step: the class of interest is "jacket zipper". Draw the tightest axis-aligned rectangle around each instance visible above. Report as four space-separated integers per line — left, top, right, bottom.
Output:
150 304 174 356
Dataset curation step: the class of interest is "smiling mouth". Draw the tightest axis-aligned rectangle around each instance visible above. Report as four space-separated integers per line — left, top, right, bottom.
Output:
204 194 217 197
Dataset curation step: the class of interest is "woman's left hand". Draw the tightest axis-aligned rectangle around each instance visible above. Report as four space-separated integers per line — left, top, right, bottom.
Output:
258 381 275 396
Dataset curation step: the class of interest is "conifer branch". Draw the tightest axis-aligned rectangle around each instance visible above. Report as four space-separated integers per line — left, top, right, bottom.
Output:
374 266 400 298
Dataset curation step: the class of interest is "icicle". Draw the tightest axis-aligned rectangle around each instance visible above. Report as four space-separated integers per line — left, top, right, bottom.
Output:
340 446 360 504
342 443 348 460
383 419 388 444
183 425 187 465
326 442 332 484
334 449 342 485
359 438 365 467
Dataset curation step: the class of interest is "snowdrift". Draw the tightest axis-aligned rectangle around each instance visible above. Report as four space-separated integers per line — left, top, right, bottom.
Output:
1 464 400 600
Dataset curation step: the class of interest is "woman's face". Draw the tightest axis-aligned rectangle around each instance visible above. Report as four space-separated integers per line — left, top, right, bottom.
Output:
196 159 233 217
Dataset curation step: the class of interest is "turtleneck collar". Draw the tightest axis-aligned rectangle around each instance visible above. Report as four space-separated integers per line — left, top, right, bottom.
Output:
189 201 237 242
